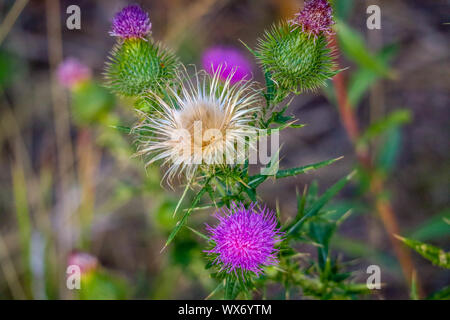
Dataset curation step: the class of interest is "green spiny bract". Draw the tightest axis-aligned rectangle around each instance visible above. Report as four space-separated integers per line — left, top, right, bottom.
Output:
105 38 178 97
256 22 337 96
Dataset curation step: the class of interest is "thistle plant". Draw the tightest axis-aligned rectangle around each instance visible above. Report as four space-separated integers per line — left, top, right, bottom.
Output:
255 0 337 100
102 2 367 299
105 5 178 97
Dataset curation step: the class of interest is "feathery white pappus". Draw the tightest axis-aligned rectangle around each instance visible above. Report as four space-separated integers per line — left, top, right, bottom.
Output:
133 65 262 183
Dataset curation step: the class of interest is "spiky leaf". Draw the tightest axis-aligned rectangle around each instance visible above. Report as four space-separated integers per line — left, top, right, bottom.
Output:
395 236 450 269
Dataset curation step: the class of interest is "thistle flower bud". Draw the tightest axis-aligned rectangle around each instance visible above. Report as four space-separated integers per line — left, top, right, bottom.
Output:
256 0 337 95
256 21 337 95
110 5 152 40
205 202 283 278
202 46 252 84
68 251 98 275
105 6 178 97
291 0 335 39
57 58 91 89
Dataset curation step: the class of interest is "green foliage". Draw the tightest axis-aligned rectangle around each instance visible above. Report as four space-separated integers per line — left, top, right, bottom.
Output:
358 109 412 146
248 157 343 189
79 270 129 300
286 171 355 236
427 286 450 300
163 178 211 250
348 44 399 107
407 209 450 242
11 164 32 298
336 19 393 78
0 50 22 89
331 0 354 21
265 178 369 300
71 81 115 125
396 236 450 269
375 127 402 174
256 22 337 97
105 39 178 97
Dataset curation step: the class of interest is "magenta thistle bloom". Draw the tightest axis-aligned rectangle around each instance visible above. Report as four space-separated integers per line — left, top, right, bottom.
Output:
291 0 335 38
205 203 283 277
202 46 252 84
110 5 151 39
57 58 91 89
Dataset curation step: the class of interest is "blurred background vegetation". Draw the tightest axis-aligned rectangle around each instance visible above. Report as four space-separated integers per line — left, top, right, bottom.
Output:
0 0 448 299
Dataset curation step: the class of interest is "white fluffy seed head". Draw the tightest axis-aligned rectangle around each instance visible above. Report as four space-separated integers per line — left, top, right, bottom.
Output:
133 65 262 183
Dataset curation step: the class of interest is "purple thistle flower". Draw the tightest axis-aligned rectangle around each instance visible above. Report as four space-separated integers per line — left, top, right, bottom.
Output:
205 203 283 277
291 0 335 38
110 5 152 39
202 46 252 84
57 58 91 89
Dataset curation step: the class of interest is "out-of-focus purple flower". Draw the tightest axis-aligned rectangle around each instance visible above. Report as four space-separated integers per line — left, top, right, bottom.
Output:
202 46 252 84
110 5 151 39
205 202 283 277
57 58 91 89
68 251 98 274
291 0 334 38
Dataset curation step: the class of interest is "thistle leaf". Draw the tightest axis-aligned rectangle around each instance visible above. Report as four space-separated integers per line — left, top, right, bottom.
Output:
162 181 209 250
248 156 343 189
395 235 450 269
286 171 355 235
185 225 209 241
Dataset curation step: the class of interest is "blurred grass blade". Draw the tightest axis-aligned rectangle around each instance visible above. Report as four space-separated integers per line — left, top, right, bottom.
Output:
407 209 450 241
336 19 393 77
348 44 399 107
0 233 27 299
12 162 32 297
410 271 419 300
376 127 402 173
358 109 412 145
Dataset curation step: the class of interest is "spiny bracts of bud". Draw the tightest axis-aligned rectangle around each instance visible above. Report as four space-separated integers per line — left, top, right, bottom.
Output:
205 202 283 278
110 5 152 40
256 22 337 94
105 39 178 97
291 0 335 38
